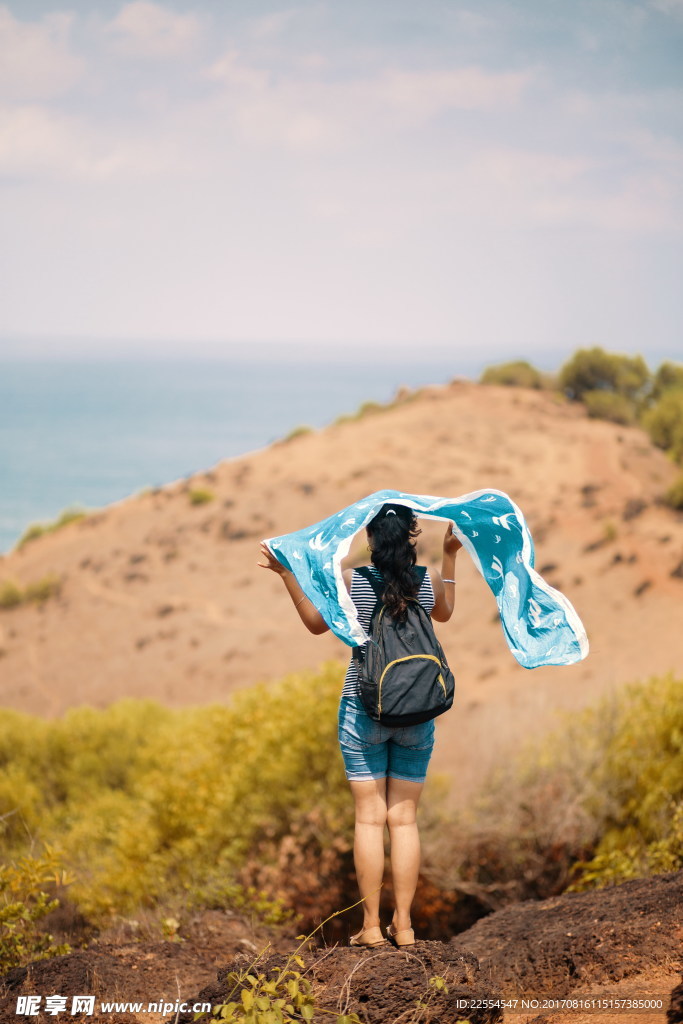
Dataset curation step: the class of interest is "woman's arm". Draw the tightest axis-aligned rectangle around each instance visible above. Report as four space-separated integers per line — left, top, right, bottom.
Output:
430 523 462 622
258 542 330 635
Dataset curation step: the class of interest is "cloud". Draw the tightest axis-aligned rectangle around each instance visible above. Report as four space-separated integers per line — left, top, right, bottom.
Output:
105 1 201 59
374 66 532 119
202 54 533 152
471 146 682 232
0 6 84 99
248 8 304 39
651 0 683 18
0 101 194 181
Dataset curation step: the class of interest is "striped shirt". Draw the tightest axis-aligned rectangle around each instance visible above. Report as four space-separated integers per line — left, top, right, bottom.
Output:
341 565 436 700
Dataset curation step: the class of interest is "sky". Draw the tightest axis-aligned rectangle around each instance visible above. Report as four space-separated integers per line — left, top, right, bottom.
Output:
0 0 682 365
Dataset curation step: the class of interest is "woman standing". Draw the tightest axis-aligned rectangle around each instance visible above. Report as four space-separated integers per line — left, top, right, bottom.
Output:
258 502 460 948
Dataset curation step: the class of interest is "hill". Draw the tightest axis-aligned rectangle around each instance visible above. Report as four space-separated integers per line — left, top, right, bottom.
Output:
1 380 681 806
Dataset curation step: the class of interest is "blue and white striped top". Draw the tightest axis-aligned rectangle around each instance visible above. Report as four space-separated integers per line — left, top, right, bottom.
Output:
341 565 436 700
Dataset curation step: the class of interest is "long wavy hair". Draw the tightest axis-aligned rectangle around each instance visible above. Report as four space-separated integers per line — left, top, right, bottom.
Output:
366 503 422 621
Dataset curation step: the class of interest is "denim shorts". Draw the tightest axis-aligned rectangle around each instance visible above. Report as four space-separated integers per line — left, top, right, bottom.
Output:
338 695 435 783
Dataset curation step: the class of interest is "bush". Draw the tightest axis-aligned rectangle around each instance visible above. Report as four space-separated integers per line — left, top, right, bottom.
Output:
0 846 72 972
651 360 683 402
333 400 387 426
15 507 87 550
422 672 683 902
664 473 683 511
583 390 636 425
282 425 314 442
0 665 352 927
480 360 544 389
559 347 650 402
0 575 62 610
0 581 23 609
642 388 683 463
188 488 215 505
567 672 683 889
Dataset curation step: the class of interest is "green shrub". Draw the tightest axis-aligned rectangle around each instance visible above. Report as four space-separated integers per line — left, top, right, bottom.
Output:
0 580 23 609
333 400 388 426
651 360 683 402
664 472 683 511
0 665 351 926
642 388 683 464
0 575 62 610
583 389 636 425
559 347 650 402
480 360 544 389
0 845 72 972
207 906 364 1024
566 672 683 889
423 672 683 902
188 488 215 505
282 425 314 442
25 575 62 603
15 507 87 550
602 520 618 542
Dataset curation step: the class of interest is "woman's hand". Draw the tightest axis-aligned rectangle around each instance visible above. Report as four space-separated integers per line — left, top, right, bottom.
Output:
258 542 290 576
443 523 463 556
258 542 330 635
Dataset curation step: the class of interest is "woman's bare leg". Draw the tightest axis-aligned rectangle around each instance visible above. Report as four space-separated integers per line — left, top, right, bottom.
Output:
349 778 388 931
386 777 424 931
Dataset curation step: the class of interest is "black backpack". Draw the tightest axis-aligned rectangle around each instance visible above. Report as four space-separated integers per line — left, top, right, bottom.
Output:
352 566 455 726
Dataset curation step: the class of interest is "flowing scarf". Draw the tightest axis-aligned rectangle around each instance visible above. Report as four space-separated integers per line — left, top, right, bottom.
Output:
264 488 588 669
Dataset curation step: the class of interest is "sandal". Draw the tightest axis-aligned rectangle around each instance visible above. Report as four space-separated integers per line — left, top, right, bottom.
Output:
349 926 389 948
386 922 415 947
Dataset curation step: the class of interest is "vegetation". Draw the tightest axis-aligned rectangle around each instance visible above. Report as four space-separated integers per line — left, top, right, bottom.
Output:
479 359 545 389
333 399 390 426
582 389 636 425
651 360 683 401
558 347 650 403
424 672 683 901
0 846 72 972
282 425 314 442
602 519 618 543
642 388 683 464
0 658 680 959
15 507 87 550
476 348 683 470
664 472 683 511
566 672 683 888
0 664 351 928
550 346 683 465
188 487 216 505
205 905 363 1024
0 574 62 609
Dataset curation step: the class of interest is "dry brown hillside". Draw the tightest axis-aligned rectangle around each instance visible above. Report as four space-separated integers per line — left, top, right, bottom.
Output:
1 380 682 806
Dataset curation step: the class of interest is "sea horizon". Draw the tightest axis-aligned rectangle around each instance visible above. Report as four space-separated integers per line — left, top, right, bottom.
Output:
1 350 486 554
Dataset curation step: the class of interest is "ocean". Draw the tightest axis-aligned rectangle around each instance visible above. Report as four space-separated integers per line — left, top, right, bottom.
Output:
0 351 477 554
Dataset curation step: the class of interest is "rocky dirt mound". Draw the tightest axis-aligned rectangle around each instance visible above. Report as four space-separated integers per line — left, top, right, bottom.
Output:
174 941 501 1024
454 868 683 997
668 976 683 1024
5 870 679 1023
0 909 294 1024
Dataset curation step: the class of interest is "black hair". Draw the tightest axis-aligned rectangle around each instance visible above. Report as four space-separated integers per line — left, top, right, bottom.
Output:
366 503 422 621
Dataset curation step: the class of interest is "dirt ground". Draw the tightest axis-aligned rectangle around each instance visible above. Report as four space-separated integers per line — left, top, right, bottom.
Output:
2 869 681 1024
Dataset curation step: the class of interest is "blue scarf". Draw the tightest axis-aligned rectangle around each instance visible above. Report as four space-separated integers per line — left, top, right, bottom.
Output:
264 488 588 669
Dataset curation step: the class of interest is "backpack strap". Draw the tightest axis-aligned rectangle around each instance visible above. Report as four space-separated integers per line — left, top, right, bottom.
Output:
412 565 428 588
354 565 427 608
354 565 384 602
352 565 428 665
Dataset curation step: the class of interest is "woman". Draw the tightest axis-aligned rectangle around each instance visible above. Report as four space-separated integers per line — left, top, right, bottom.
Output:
258 502 460 948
